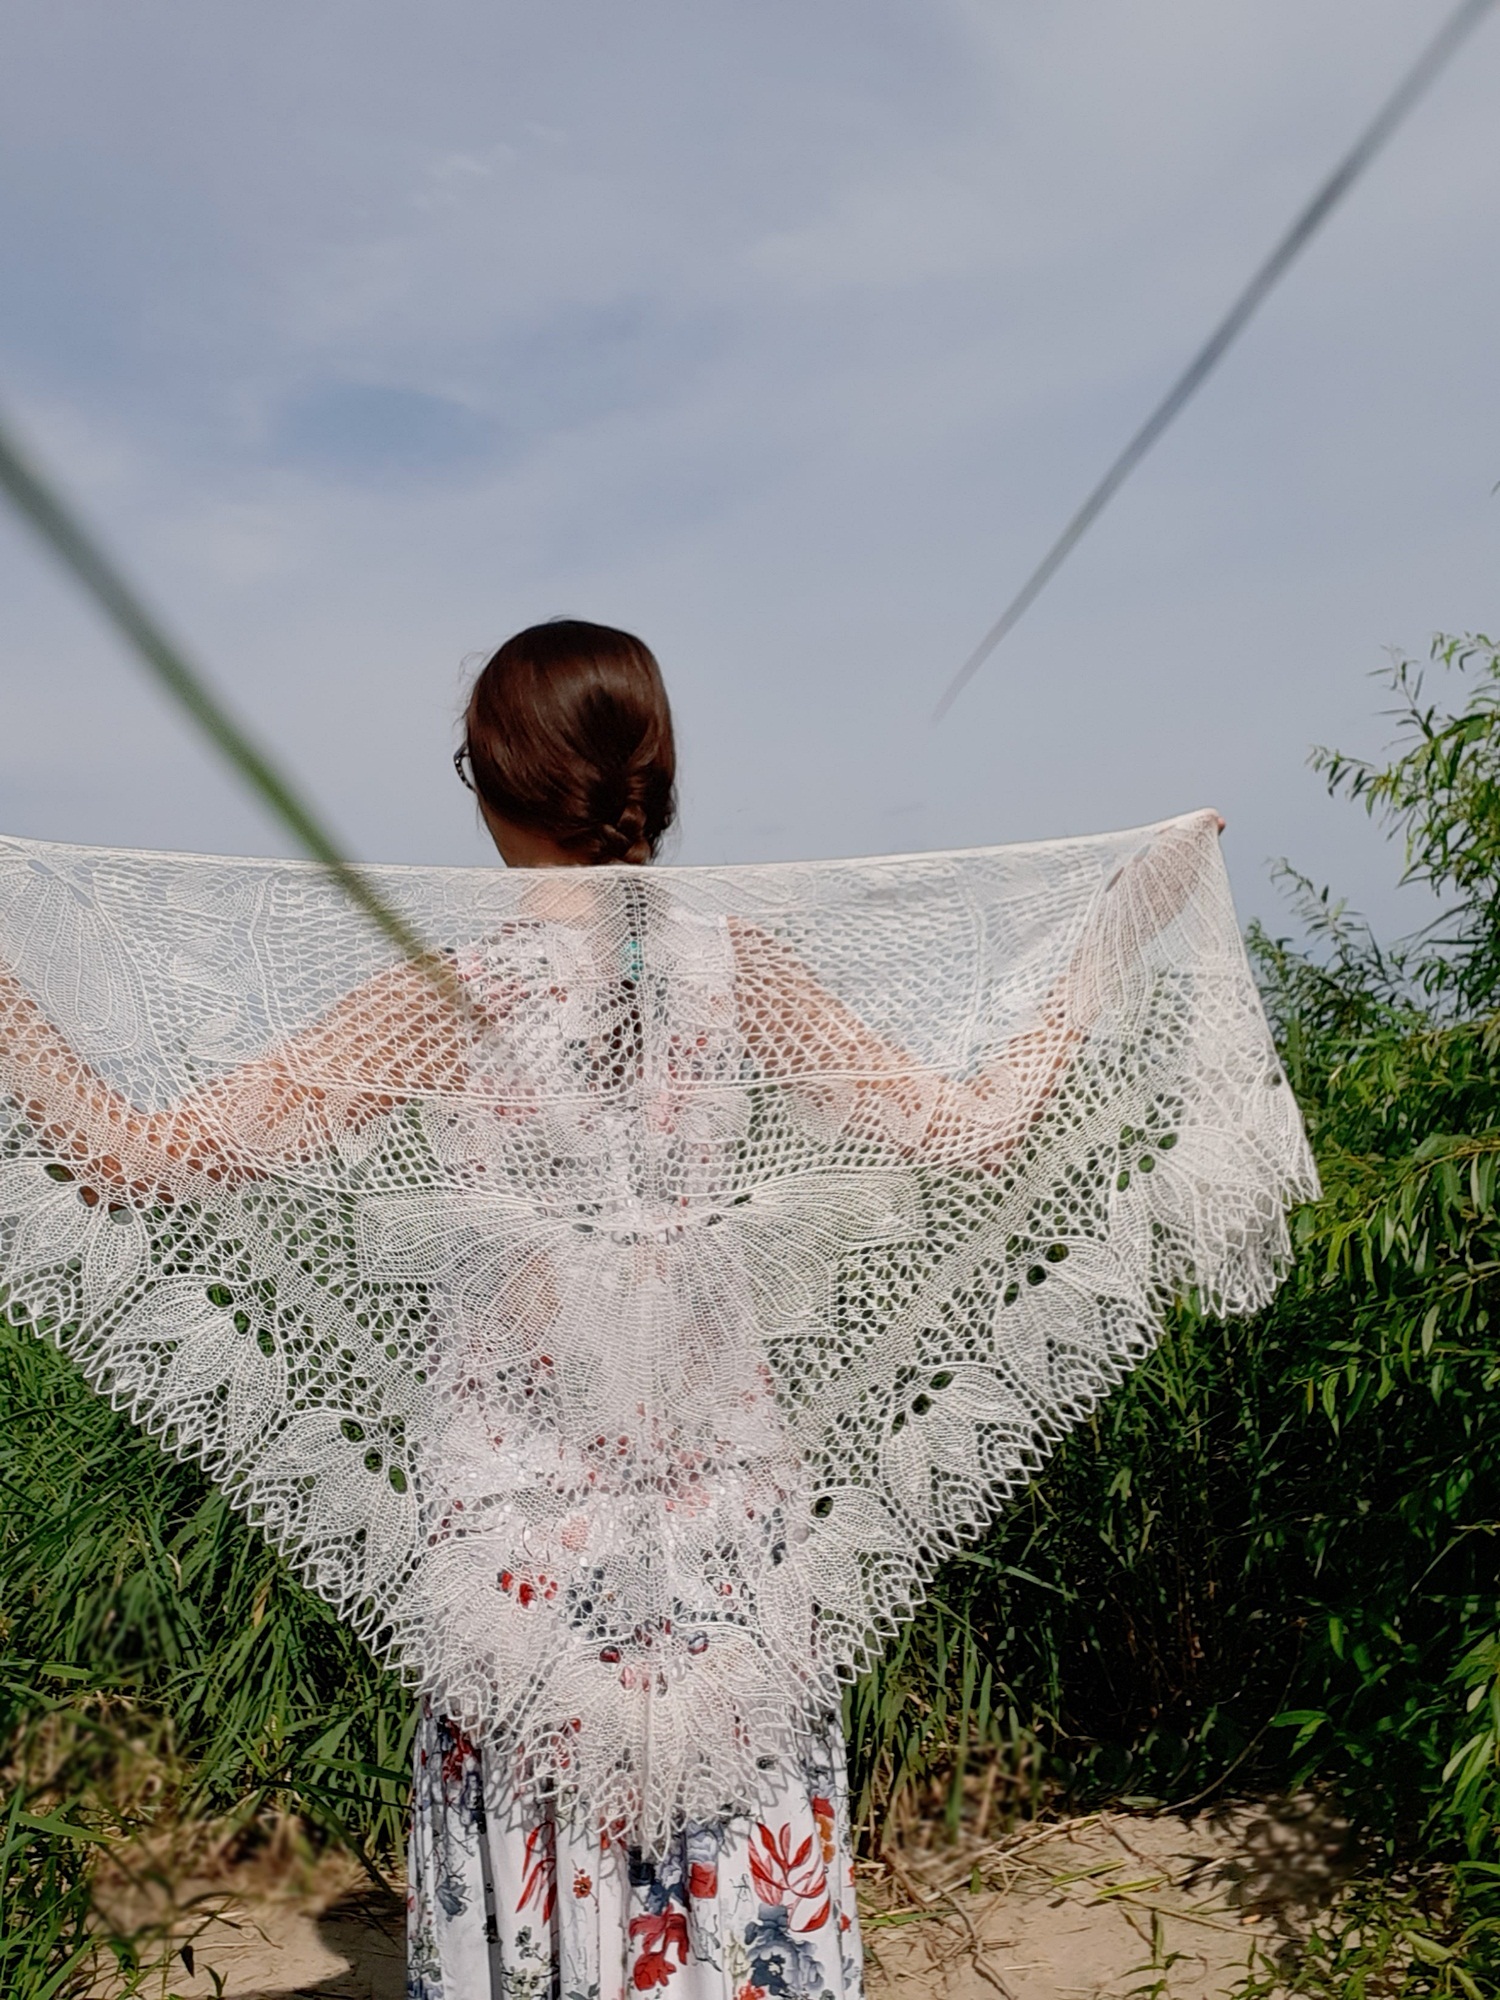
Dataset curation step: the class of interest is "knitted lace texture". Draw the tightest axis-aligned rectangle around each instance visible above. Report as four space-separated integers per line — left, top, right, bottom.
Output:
0 810 1315 1850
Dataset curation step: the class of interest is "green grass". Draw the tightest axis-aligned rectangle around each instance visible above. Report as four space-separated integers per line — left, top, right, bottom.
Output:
0 1679 106 2000
0 1317 417 1990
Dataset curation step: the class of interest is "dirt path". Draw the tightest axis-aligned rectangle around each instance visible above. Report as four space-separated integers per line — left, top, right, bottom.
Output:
96 1797 1348 1998
859 1797 1348 1998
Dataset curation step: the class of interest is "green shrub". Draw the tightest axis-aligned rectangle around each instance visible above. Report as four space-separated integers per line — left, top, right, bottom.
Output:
846 636 1500 1988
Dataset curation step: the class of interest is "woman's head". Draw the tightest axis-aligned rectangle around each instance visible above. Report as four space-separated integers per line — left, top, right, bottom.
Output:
459 620 676 867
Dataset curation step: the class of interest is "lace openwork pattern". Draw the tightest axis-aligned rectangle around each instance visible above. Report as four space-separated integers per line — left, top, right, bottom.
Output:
0 812 1315 1851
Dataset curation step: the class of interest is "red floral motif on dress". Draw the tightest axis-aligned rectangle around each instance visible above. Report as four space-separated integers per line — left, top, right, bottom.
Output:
498 1566 559 1608
518 1820 558 1924
628 1908 690 1989
687 1860 718 1899
748 1820 831 1930
810 1793 835 1864
439 1723 480 1792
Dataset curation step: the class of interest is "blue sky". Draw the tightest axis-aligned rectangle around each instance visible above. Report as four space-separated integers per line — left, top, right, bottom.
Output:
0 0 1496 937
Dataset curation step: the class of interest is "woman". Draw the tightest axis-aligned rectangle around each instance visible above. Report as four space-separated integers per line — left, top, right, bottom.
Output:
411 620 878 1999
0 620 1297 2000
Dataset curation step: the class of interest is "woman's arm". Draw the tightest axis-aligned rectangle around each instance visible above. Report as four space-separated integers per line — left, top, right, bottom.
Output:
0 956 481 1200
730 812 1220 1169
729 923 1077 1165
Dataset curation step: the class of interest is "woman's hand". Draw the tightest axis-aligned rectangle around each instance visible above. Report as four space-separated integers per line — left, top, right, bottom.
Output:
1065 811 1222 1031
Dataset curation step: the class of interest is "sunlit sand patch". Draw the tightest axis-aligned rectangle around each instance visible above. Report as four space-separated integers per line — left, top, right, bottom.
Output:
88 1795 1350 1999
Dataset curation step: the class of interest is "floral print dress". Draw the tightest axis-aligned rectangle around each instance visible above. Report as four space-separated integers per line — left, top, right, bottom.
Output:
406 1701 865 2000
406 912 866 1996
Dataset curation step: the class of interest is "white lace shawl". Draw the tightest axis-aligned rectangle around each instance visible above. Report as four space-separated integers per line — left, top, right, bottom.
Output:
0 810 1315 1850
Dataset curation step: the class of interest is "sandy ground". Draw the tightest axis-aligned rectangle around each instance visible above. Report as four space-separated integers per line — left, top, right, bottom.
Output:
94 1796 1350 1999
860 1797 1350 1999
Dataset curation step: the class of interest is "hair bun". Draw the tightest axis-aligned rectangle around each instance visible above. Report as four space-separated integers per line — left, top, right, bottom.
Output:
593 799 653 867
463 620 677 865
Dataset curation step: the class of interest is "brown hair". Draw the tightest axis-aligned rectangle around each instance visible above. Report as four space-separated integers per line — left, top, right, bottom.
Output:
462 620 677 865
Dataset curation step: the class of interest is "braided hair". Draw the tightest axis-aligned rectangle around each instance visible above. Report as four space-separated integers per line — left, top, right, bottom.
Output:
462 620 677 865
